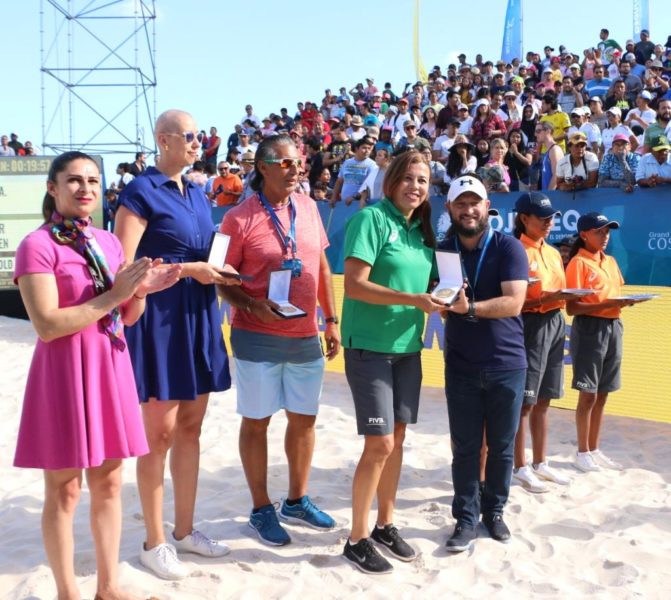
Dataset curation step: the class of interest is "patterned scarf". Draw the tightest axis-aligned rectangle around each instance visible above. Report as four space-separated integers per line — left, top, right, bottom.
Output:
50 212 125 350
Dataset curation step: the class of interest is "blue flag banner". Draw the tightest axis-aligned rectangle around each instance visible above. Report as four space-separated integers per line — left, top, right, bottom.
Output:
633 0 650 37
501 0 523 63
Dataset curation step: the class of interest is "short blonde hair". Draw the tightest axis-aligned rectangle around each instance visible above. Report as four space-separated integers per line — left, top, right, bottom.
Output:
490 138 509 152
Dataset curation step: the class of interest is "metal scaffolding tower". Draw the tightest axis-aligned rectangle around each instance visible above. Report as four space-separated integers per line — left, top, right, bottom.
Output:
40 0 157 157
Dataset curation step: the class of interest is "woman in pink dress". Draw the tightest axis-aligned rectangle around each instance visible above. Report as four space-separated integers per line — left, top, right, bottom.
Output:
13 151 180 599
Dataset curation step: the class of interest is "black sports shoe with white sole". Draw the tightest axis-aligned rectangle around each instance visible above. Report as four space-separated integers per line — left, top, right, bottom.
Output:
370 524 416 562
343 538 393 574
445 522 477 552
482 513 511 543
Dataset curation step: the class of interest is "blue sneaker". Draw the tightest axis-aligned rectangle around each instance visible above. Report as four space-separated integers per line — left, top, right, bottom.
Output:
279 496 336 530
248 504 291 546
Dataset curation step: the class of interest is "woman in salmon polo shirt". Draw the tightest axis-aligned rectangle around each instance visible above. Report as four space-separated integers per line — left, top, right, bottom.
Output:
218 134 341 548
511 192 578 494
566 212 641 473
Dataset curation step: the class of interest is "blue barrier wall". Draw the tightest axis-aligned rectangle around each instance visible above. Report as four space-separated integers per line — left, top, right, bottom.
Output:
212 188 671 285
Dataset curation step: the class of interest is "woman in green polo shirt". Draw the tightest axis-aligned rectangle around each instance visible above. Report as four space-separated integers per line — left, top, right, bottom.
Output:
341 150 443 574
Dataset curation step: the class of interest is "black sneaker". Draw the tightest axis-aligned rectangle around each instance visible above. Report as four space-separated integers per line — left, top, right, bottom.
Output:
370 524 416 562
445 522 477 552
343 538 393 574
482 513 511 543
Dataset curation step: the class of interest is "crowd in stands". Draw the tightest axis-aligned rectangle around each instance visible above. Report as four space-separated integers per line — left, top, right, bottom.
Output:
175 27 671 208
6 28 671 211
0 133 38 156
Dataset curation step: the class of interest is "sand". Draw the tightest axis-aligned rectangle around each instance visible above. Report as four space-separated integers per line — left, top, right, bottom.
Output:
1 315 669 600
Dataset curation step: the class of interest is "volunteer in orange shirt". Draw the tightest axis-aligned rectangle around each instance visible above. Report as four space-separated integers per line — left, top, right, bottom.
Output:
511 192 575 494
209 161 243 206
565 212 641 473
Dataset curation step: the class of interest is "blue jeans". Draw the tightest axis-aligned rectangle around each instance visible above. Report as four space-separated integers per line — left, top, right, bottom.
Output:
445 367 526 527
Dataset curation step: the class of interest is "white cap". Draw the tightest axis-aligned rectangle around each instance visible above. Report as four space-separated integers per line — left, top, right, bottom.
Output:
447 175 488 202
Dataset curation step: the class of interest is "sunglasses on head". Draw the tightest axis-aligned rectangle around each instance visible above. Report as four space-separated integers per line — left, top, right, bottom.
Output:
165 131 204 144
264 158 302 169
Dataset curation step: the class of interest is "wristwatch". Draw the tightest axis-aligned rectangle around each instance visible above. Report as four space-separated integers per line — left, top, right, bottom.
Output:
465 300 477 322
325 316 339 325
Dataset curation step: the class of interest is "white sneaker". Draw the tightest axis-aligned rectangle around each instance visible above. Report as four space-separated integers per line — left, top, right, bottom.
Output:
512 465 549 493
575 451 601 473
591 449 623 471
532 462 571 485
172 529 231 557
140 542 189 580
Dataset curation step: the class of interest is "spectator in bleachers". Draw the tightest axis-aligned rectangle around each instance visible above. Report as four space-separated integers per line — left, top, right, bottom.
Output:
306 139 325 189
611 58 643 103
0 135 16 156
502 91 523 131
536 121 564 191
398 121 432 154
236 131 257 157
24 141 36 156
330 136 375 207
209 162 243 206
259 118 275 138
433 118 459 164
239 151 256 202
241 104 261 128
353 148 391 208
588 96 608 132
642 99 671 151
604 80 633 118
456 103 473 135
8 133 24 155
558 76 584 114
597 134 639 192
348 115 367 142
481 138 510 192
601 107 638 155
227 124 242 150
556 132 599 192
581 48 600 80
471 99 506 143
475 138 490 168
568 107 602 156
323 125 351 185
186 160 208 190
540 93 570 152
644 60 669 97
636 134 671 186
519 104 539 147
419 106 439 140
504 128 533 191
444 135 477 185
624 91 657 130
375 126 394 155
113 162 134 191
585 65 611 100
635 29 655 65
128 152 146 177
597 28 622 65
436 91 461 133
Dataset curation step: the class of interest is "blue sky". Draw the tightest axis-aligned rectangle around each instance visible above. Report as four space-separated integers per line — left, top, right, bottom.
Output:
3 1 671 181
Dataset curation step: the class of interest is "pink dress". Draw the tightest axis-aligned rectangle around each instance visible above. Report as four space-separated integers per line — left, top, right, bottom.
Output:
13 225 148 470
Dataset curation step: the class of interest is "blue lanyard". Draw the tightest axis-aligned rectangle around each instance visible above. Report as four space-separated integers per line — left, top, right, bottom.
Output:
455 227 494 291
258 192 297 257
